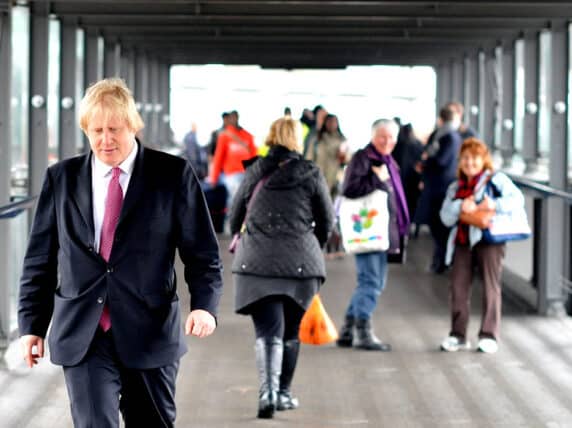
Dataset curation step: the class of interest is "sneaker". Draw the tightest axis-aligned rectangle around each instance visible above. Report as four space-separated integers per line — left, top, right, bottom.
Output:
440 335 471 352
477 337 498 354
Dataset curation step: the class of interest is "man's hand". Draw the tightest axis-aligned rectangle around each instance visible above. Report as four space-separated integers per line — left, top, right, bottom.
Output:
20 335 44 368
185 310 216 338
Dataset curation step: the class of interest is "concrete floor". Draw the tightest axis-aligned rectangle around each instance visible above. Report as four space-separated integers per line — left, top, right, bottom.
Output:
2 232 572 427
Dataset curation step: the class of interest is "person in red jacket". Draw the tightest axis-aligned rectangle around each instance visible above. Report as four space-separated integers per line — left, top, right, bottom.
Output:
209 111 257 209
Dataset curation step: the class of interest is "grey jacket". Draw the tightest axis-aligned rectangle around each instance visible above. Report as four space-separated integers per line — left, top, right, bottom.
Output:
229 145 334 281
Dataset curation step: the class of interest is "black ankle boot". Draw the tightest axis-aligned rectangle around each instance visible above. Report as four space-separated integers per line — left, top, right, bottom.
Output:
354 319 391 351
255 337 283 418
336 315 355 348
277 339 300 411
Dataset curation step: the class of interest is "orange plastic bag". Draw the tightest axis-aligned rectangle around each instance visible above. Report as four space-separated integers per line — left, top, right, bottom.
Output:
299 294 339 345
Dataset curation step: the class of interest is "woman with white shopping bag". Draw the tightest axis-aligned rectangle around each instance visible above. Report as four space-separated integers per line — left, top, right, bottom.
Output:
439 138 529 354
336 118 410 351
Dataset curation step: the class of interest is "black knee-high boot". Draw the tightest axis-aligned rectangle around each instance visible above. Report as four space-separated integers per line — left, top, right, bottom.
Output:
255 337 283 418
277 339 300 411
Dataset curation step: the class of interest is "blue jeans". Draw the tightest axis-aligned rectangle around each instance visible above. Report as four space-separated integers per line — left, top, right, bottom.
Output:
345 251 388 320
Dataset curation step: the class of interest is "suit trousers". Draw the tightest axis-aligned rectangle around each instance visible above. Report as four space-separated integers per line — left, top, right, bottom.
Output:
62 329 179 428
449 242 506 340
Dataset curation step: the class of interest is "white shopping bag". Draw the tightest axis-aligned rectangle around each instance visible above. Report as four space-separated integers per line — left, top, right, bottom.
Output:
338 190 390 254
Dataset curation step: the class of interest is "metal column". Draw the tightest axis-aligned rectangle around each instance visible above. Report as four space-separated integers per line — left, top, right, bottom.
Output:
84 29 102 89
0 6 13 366
28 2 49 200
451 59 464 104
479 50 496 147
158 62 170 146
501 42 515 166
121 47 136 91
134 50 149 142
477 51 486 138
148 58 159 146
538 27 569 315
464 54 479 132
437 63 451 110
104 39 120 78
492 45 503 153
522 33 539 173
59 18 78 160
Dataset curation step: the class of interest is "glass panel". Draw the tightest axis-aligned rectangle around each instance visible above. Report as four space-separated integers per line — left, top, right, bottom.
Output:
10 5 30 199
47 17 60 164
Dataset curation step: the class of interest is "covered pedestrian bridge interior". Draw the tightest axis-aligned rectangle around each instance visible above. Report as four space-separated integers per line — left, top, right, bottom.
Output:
1 1 572 426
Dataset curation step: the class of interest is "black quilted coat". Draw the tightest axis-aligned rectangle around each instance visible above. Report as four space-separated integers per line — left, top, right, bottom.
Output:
229 145 334 281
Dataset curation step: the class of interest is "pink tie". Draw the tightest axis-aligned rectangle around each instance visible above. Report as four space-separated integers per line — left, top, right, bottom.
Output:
99 167 123 332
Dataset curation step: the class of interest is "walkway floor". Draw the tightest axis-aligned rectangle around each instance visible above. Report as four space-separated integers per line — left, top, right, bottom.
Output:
2 232 572 427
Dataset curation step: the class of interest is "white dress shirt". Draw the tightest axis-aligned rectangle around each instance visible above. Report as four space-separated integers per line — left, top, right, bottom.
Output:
92 141 138 252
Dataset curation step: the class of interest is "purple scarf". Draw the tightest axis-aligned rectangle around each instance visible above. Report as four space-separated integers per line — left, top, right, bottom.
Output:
367 144 410 236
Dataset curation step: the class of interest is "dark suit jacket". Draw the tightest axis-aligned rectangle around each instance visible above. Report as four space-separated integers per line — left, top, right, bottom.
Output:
423 130 462 197
18 143 223 369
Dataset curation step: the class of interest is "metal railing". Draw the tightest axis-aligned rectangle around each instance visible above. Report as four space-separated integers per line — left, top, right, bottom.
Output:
0 196 37 219
506 173 572 205
0 196 36 368
504 173 572 315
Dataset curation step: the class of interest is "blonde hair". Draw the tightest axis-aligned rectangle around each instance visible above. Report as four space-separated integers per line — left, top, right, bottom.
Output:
79 78 144 133
457 138 495 178
264 117 302 153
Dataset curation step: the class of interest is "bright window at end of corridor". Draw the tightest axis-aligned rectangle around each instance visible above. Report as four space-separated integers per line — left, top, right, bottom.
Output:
170 65 436 153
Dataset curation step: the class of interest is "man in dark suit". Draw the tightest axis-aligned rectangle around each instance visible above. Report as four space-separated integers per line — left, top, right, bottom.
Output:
18 78 223 427
421 105 462 273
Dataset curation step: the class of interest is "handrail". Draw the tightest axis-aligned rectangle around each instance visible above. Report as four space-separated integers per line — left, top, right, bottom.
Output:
0 196 37 219
505 173 572 205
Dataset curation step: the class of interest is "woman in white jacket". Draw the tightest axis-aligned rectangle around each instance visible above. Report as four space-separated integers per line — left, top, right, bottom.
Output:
439 138 525 354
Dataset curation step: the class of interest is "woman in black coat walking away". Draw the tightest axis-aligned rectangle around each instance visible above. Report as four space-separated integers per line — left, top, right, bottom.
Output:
229 117 334 419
